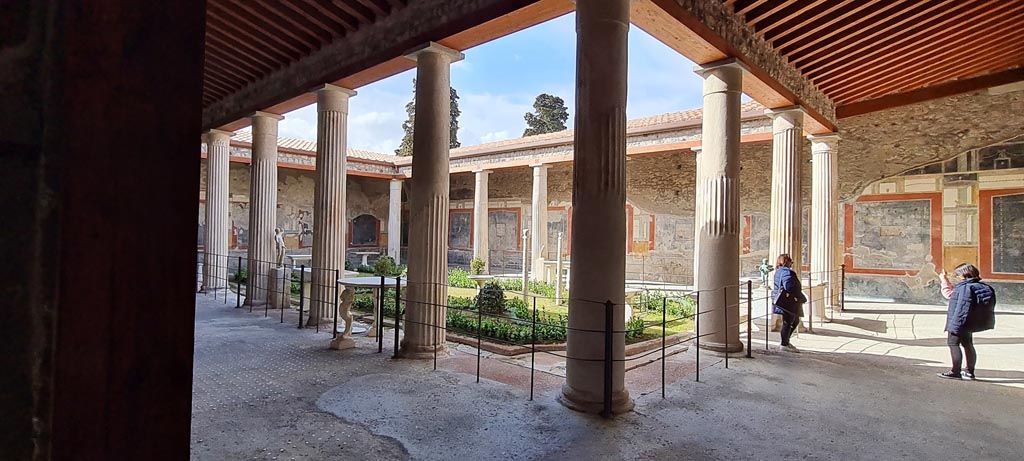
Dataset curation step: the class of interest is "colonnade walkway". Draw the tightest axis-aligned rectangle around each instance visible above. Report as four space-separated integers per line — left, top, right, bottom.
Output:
191 294 1024 460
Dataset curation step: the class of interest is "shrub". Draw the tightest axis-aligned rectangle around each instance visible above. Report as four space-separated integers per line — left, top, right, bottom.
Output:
469 257 486 275
344 260 355 271
231 269 248 284
448 296 476 310
475 280 506 315
447 267 475 288
495 278 556 298
373 255 403 276
626 316 647 340
507 297 531 320
446 308 568 344
634 292 696 319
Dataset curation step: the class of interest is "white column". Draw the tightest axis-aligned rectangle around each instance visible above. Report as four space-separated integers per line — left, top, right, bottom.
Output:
244 111 283 306
693 59 744 354
810 134 840 310
388 179 403 263
691 146 702 288
472 170 490 272
398 42 464 359
308 85 356 326
767 107 805 272
201 129 232 292
530 164 549 281
561 0 632 415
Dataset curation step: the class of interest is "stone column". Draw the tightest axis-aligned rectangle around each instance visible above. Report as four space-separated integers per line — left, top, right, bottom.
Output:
472 170 490 272
308 85 356 326
767 107 805 271
693 59 744 354
201 129 232 293
560 0 632 415
691 147 702 288
530 164 549 281
398 42 464 359
244 111 284 306
388 179 403 263
810 134 841 310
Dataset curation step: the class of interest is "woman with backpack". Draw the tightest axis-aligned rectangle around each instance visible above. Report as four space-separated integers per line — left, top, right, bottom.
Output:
937 263 997 380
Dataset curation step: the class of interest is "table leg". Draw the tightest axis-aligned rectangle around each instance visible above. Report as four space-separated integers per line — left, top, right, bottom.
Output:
367 288 378 337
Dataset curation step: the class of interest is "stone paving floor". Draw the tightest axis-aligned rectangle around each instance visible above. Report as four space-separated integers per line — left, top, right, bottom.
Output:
192 293 1024 460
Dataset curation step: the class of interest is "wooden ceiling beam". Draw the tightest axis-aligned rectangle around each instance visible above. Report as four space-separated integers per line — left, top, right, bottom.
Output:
355 0 389 18
206 30 284 73
736 0 769 16
206 46 268 80
818 9 1024 95
295 0 359 33
775 0 902 55
244 0 330 45
207 9 300 62
747 0 797 28
836 68 1024 118
332 0 374 24
861 56 1024 105
225 0 321 51
792 0 953 70
212 1 311 56
265 1 339 40
756 0 830 37
767 0 854 46
835 37 1024 104
202 64 246 94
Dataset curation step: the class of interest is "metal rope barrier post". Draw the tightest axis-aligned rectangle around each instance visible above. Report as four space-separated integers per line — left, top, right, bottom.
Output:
746 280 752 359
476 292 482 383
236 256 243 309
806 271 813 333
661 296 667 399
393 277 402 358
333 269 340 339
695 291 700 383
841 263 846 312
722 286 728 369
530 296 537 402
433 310 438 371
378 275 385 353
280 266 286 323
765 285 770 350
298 265 305 328
602 300 614 418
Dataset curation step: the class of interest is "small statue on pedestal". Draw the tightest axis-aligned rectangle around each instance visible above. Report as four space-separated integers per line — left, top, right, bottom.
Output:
274 228 286 267
329 288 356 350
759 258 774 287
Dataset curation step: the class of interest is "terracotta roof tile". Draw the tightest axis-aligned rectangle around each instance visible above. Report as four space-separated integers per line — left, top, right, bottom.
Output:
231 130 397 163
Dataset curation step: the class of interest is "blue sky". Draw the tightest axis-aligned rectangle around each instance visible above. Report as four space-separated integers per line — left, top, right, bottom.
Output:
277 12 707 154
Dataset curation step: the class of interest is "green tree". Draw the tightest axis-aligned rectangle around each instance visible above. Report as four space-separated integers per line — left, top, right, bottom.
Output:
523 93 569 136
395 79 461 156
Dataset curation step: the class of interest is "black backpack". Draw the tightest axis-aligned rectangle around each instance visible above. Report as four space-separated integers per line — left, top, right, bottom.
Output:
967 282 997 332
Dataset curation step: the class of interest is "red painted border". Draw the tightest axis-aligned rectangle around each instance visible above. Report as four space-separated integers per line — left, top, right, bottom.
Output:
844 192 943 276
742 215 752 254
979 188 1024 281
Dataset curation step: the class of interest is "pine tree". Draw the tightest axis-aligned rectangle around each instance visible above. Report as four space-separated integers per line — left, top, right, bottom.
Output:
395 79 461 156
523 93 569 136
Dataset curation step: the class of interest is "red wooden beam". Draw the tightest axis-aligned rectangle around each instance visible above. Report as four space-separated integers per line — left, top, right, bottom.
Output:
835 67 1024 118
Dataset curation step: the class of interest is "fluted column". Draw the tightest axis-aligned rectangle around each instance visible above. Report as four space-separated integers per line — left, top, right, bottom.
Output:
693 59 744 353
308 85 356 327
810 134 840 310
201 129 232 293
691 146 702 288
767 107 805 273
472 170 490 272
244 111 283 306
388 179 403 263
560 0 632 415
530 164 549 281
398 42 464 359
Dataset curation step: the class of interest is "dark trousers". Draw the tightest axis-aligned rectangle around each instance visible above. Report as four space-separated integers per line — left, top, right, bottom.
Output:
947 331 976 373
779 310 799 346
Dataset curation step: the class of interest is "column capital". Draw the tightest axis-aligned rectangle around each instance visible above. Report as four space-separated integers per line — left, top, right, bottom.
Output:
472 169 492 175
404 42 464 63
693 57 749 77
204 129 233 143
807 133 841 153
250 111 284 121
316 84 356 113
764 106 805 122
389 178 404 184
314 83 357 97
529 163 550 170
691 146 702 153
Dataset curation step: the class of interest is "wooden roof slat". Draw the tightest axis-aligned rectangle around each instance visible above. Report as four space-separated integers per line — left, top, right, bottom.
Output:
807 0 1018 85
817 6 1024 94
205 31 283 74
258 0 335 41
355 0 389 18
793 0 959 71
836 68 1024 118
756 0 830 37
203 64 247 94
747 0 797 28
736 0 770 16
206 46 268 81
241 0 329 46
332 0 374 24
211 1 311 56
837 56 1024 105
833 35 1024 103
775 0 907 55
767 0 854 46
295 0 359 33
207 10 296 64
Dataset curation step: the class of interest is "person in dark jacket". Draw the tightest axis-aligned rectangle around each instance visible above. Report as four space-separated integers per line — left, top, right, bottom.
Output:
773 253 807 353
938 263 997 380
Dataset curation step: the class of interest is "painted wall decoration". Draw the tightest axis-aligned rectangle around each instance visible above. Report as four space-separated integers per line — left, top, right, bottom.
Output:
350 214 380 247
448 210 472 250
546 208 569 259
992 193 1024 274
852 199 933 271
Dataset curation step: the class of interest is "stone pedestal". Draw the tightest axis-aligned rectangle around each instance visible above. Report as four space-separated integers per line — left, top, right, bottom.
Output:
269 266 291 309
398 42 464 359
309 85 355 327
560 0 633 416
693 59 744 354
530 164 549 281
472 170 490 272
244 111 283 307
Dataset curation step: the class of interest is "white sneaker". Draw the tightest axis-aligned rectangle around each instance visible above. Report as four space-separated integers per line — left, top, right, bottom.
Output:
783 344 801 353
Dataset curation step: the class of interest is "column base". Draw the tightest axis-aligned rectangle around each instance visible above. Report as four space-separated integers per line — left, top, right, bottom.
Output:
329 336 356 350
698 340 744 355
198 286 228 294
558 384 634 415
395 339 448 359
244 298 268 308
